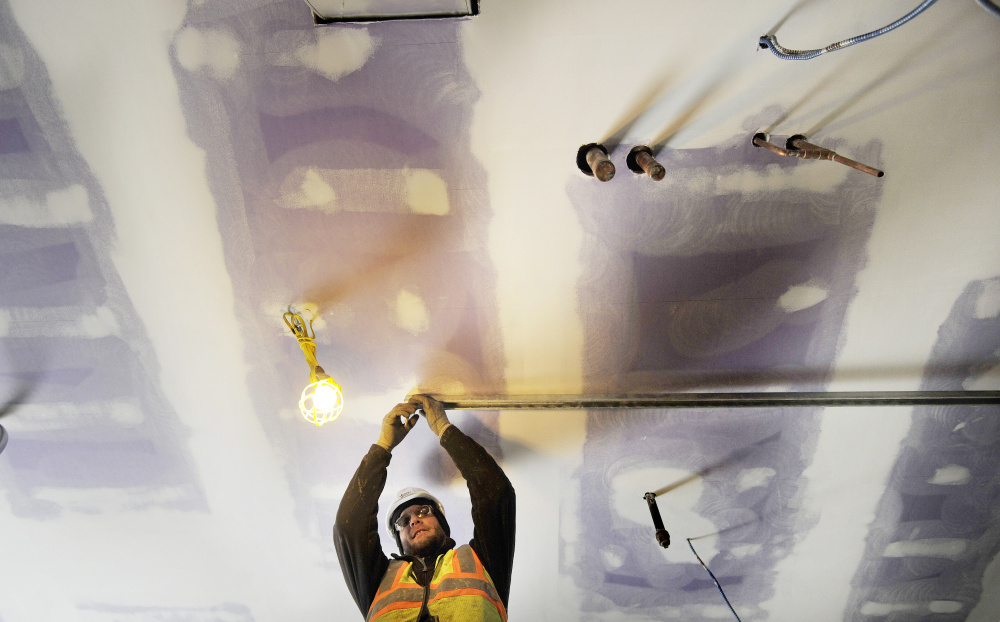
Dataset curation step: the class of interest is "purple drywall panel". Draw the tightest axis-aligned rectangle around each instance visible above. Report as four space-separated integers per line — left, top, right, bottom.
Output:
171 1 500 545
841 277 1000 621
0 1 206 520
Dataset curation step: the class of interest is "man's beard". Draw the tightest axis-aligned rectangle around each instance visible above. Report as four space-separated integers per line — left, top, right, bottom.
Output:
404 531 445 557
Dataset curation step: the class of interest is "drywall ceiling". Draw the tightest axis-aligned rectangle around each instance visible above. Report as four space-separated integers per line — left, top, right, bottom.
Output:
1 0 999 620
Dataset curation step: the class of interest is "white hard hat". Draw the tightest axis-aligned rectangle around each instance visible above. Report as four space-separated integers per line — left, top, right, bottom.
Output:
385 487 448 541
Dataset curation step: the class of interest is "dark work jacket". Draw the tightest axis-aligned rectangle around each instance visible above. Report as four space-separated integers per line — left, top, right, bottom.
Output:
334 426 516 619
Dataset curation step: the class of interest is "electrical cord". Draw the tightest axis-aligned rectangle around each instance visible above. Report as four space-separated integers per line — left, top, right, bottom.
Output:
687 538 742 622
759 0 940 60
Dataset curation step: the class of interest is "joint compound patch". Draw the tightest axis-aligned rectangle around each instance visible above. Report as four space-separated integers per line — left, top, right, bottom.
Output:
974 280 1000 319
0 184 92 226
392 289 429 335
277 167 450 215
777 283 829 313
174 27 242 80
404 168 450 215
268 28 378 82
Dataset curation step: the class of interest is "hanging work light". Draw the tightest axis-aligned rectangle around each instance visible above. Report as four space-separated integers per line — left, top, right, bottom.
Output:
284 310 344 426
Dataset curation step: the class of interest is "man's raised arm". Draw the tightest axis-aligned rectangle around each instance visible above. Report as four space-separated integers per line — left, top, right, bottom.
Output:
410 395 516 608
333 402 420 615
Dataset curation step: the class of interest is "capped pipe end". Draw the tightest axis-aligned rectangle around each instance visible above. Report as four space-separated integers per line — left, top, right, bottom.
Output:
627 145 665 181
655 528 671 549
626 146 652 174
578 143 615 182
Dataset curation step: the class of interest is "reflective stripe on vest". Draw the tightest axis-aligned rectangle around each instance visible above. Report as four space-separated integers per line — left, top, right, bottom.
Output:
367 545 506 622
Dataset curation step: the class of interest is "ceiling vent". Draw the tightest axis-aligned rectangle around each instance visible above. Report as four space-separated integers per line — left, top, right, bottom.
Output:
306 0 479 23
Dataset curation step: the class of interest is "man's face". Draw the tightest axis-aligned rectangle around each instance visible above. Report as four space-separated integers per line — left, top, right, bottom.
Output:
397 504 446 557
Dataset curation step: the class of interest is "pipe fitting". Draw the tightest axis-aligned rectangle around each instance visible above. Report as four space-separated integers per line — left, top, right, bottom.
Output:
577 143 615 182
627 146 666 181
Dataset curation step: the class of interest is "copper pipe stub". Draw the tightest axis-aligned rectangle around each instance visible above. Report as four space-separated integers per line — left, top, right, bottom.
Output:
786 135 884 178
577 143 615 181
752 132 884 178
627 146 666 181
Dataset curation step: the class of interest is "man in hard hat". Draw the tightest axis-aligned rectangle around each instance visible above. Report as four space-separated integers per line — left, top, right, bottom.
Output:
334 394 515 621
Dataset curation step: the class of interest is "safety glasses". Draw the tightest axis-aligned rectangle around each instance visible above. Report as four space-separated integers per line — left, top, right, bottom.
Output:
394 505 433 531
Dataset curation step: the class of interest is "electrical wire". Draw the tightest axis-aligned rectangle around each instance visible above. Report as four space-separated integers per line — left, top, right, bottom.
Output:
759 0 940 60
687 538 742 622
978 0 1000 18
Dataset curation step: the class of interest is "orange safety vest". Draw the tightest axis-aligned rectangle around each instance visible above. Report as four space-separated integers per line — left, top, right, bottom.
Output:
366 545 506 622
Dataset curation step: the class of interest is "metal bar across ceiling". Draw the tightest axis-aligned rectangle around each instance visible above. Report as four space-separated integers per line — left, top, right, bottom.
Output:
435 391 1000 410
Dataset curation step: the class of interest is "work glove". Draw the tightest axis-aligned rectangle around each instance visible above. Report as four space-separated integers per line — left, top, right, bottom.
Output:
409 394 451 437
376 402 420 452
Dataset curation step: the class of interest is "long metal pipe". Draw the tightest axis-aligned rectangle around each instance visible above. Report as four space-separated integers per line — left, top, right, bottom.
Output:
435 391 1000 410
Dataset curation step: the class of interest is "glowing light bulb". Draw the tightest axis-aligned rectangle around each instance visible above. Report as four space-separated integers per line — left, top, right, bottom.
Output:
313 382 338 411
298 378 344 427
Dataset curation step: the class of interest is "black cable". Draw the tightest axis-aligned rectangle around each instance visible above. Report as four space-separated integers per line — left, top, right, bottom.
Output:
687 538 742 622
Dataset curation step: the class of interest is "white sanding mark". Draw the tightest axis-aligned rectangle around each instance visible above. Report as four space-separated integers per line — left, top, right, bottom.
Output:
392 289 430 335
962 361 1000 391
0 184 91 226
973 280 1000 319
883 538 967 559
278 167 451 215
778 283 829 313
404 168 450 215
953 421 967 431
860 602 920 615
32 486 188 513
928 464 971 486
599 545 627 570
929 601 963 613
611 466 719 564
715 161 848 196
297 168 337 209
3 400 144 431
862 601 962 615
737 467 776 492
74 306 120 338
0 42 26 89
0 305 118 337
174 27 241 80
290 28 377 82
729 544 762 559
